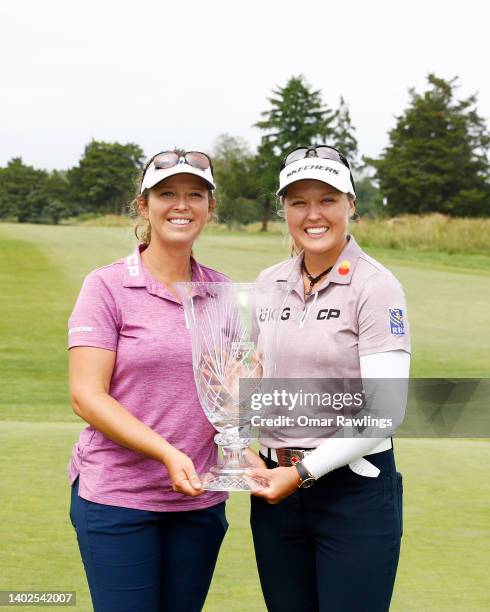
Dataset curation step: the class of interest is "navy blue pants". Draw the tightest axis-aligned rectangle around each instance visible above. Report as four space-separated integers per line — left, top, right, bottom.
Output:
250 449 403 612
69 477 227 612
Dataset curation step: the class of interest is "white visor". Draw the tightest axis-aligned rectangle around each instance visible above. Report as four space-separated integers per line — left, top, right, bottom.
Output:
276 158 355 198
141 159 215 193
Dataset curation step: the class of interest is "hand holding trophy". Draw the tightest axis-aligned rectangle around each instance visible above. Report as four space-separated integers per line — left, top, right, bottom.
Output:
174 282 278 491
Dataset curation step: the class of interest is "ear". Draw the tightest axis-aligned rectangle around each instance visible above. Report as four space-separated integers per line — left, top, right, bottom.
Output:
137 194 149 219
347 197 356 218
208 195 217 212
278 196 286 220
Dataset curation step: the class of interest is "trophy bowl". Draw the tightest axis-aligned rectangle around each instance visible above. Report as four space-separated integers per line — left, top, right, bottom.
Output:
174 281 278 491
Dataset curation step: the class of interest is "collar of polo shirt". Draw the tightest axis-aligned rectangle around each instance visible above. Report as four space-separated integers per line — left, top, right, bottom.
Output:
122 245 218 300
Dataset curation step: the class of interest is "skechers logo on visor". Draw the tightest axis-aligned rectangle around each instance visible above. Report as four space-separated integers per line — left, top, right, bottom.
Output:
286 164 340 178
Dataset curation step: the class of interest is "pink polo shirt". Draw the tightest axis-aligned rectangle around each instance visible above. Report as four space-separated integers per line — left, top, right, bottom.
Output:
67 244 228 511
255 235 411 447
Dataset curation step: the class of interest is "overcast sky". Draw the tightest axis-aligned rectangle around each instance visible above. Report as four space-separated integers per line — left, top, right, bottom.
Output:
1 0 488 170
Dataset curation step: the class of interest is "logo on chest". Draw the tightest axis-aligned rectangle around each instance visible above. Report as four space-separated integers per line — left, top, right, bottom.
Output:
258 306 341 323
258 307 291 322
316 308 340 320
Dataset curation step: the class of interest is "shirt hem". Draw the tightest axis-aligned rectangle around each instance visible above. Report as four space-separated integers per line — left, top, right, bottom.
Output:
67 341 117 351
358 345 411 357
76 484 228 512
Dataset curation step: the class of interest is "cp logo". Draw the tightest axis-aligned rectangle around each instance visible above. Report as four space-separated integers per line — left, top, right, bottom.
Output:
316 309 340 320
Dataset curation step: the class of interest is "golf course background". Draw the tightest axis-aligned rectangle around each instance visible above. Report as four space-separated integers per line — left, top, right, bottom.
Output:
0 221 489 611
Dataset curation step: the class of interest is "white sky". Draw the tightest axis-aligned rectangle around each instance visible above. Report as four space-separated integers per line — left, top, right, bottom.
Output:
0 0 488 170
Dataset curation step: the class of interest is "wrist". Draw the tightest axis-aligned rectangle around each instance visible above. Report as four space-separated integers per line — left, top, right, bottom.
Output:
290 465 301 486
160 441 180 466
295 460 317 488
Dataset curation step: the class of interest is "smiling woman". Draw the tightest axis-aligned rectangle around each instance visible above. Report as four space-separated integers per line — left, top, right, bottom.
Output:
283 181 355 291
130 149 216 246
67 148 230 612
249 145 411 612
135 160 217 299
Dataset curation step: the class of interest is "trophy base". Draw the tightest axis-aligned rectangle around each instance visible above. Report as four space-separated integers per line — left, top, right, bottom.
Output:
199 469 267 492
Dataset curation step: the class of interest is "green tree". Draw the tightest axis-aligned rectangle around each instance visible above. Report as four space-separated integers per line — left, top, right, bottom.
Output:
0 158 48 221
254 75 337 230
45 170 70 203
366 74 490 217
68 140 144 215
40 170 73 223
354 176 385 218
255 75 336 154
43 199 72 225
253 139 280 232
23 188 50 223
213 134 260 228
331 96 359 165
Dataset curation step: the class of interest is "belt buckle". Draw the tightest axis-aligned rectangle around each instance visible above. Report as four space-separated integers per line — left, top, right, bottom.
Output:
276 448 310 467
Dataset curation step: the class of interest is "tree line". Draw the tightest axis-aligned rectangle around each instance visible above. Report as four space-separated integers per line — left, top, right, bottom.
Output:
0 73 488 228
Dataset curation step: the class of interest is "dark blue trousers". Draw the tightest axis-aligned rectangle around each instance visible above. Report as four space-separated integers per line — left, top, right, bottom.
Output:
250 449 403 612
69 477 227 612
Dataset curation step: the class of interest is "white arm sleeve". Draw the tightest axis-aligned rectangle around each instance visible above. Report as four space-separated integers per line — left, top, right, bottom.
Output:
302 350 410 479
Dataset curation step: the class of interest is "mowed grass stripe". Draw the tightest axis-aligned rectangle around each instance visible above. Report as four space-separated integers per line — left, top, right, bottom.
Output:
0 236 74 420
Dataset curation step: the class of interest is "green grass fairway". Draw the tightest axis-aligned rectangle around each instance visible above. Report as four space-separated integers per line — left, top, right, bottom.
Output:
0 424 488 611
1 222 489 610
0 223 489 422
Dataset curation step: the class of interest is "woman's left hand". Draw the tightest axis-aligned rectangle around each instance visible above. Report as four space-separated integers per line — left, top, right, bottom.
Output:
247 466 300 504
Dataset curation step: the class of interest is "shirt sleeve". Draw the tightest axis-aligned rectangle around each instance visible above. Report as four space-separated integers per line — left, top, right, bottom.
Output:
67 272 120 351
302 350 410 479
357 272 411 357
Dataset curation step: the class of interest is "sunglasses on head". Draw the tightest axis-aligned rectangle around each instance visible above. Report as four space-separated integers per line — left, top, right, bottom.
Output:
281 145 355 193
281 145 351 169
151 151 213 173
140 150 214 193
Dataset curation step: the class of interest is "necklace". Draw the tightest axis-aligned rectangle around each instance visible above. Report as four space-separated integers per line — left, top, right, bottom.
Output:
301 259 333 296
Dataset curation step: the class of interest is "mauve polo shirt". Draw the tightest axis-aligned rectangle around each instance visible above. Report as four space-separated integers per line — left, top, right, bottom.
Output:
255 235 411 448
67 244 228 511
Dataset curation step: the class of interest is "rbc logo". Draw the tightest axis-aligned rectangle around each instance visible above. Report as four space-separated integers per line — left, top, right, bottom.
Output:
389 308 405 335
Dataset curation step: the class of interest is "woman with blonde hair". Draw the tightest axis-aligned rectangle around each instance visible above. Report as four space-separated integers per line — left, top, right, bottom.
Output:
249 145 410 612
68 149 229 612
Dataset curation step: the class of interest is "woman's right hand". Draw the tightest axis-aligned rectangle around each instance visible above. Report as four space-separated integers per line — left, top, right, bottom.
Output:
163 447 204 497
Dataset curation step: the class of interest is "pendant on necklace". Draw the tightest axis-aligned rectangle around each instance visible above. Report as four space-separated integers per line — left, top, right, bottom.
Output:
302 260 333 298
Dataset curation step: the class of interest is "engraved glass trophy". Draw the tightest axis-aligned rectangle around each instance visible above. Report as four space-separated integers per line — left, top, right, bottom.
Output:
174 282 280 491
